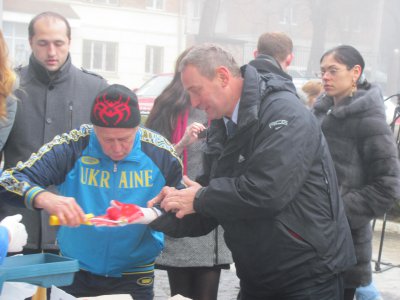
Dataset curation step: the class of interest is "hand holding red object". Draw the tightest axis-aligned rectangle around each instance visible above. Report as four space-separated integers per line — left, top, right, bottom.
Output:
89 200 160 226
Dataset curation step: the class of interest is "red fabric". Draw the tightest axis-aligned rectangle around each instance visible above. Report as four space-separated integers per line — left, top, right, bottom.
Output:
172 108 189 175
89 200 144 226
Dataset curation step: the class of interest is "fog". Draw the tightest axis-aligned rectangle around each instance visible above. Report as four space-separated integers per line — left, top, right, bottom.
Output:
2 0 400 96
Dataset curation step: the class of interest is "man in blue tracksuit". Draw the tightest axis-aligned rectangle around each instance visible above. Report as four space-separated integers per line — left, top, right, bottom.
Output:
0 84 183 299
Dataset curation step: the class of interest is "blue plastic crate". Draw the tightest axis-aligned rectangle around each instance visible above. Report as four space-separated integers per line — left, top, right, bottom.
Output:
0 253 79 292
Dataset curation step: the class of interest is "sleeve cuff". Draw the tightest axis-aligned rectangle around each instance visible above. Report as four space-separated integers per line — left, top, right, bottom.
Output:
193 187 206 213
24 186 45 210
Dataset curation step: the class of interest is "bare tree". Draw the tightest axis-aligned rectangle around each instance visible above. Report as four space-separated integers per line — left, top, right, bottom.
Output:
306 0 329 76
197 0 221 43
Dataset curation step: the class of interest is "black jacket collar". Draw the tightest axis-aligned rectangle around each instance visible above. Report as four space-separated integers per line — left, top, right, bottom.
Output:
248 54 292 81
29 53 72 85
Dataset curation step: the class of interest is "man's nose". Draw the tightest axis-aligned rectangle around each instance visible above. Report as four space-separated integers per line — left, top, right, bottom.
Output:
190 96 200 108
111 141 123 152
47 43 56 56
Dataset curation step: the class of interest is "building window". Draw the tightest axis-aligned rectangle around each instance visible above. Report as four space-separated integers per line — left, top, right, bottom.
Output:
279 7 297 26
86 0 119 5
146 0 165 10
82 40 118 72
145 46 164 74
3 22 30 67
192 0 202 19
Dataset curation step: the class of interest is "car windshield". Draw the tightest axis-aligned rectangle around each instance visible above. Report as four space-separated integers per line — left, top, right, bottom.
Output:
135 75 173 98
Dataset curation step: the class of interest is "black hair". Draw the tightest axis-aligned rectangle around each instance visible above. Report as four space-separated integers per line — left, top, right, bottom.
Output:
28 11 71 40
145 48 192 141
320 45 370 90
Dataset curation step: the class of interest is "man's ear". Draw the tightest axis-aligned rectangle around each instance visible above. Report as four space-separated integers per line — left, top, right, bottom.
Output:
285 53 294 68
216 66 230 87
253 50 258 58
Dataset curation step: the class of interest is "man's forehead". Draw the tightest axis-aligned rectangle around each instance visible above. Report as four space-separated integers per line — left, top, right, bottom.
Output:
182 65 208 83
95 126 136 135
33 17 68 35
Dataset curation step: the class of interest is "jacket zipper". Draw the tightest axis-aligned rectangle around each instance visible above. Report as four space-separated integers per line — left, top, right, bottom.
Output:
69 101 73 130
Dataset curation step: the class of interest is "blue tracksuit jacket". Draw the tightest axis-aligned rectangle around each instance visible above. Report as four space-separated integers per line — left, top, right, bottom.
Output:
0 226 8 264
0 124 183 276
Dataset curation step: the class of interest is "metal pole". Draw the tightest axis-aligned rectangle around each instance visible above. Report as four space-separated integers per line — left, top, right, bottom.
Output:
375 213 387 272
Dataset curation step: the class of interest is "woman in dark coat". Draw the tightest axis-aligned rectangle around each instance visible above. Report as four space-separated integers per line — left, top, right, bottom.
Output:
313 45 400 300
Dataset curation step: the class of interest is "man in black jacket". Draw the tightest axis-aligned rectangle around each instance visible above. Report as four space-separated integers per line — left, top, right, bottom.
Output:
254 31 294 72
149 44 355 299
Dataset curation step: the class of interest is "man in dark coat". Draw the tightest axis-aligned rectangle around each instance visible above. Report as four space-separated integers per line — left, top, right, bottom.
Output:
149 44 356 299
1 11 108 253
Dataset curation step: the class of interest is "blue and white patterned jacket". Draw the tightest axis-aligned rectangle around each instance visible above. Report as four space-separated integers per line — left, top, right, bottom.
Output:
0 124 183 276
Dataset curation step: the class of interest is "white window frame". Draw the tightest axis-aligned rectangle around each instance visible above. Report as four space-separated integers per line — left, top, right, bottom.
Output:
279 7 297 26
146 0 165 10
86 0 119 5
82 40 118 73
2 21 30 67
145 45 164 74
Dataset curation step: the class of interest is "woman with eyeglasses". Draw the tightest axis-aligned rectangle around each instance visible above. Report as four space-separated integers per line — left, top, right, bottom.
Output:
313 45 400 300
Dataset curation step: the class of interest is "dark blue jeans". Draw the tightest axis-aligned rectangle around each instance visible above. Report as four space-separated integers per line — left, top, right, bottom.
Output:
51 269 154 299
238 274 344 300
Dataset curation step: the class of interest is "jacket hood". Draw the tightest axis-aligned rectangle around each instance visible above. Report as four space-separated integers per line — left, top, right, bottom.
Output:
249 56 297 95
313 84 386 120
238 63 297 126
249 54 291 79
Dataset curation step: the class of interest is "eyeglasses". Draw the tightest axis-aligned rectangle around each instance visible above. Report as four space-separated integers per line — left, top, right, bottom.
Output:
316 68 348 79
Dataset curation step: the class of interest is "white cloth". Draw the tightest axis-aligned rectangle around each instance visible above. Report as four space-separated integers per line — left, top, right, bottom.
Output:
0 282 37 300
0 214 28 252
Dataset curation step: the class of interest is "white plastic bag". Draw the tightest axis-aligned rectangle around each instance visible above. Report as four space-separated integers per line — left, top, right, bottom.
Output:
0 282 37 300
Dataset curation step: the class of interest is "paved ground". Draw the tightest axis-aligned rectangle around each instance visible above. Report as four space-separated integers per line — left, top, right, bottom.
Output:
154 219 400 299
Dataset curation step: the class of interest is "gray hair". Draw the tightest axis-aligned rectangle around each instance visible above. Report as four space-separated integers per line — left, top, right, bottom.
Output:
178 44 241 79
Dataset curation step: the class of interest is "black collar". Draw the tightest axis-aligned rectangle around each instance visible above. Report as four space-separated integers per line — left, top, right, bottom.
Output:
29 53 71 85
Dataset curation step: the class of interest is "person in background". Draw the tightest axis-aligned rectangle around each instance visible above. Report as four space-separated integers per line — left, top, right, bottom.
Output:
302 79 323 108
254 31 294 72
148 43 355 300
145 48 232 300
0 30 17 152
0 84 183 299
313 45 400 300
0 11 108 254
252 31 308 105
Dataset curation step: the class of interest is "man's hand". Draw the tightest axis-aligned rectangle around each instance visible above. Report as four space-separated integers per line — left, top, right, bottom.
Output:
34 191 86 226
148 176 202 218
90 200 161 226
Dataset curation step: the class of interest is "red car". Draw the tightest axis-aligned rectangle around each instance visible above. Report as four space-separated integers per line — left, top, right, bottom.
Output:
134 73 173 114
